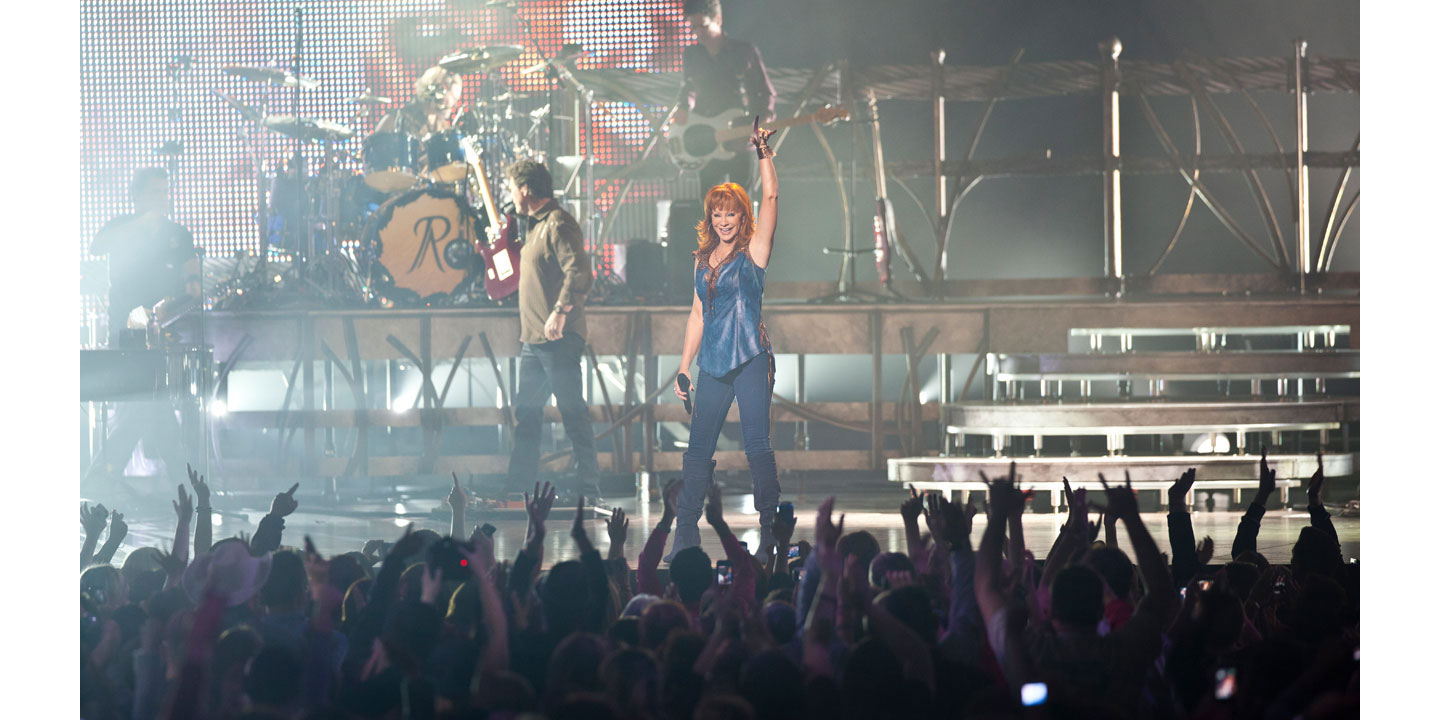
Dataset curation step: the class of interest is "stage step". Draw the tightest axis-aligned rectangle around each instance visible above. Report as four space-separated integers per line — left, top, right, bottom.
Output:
943 397 1356 453
990 351 1359 384
887 452 1355 510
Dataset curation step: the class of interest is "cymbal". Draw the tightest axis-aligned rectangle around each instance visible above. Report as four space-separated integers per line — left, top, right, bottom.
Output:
438 45 524 74
262 115 355 142
346 92 393 106
213 90 264 123
223 65 319 89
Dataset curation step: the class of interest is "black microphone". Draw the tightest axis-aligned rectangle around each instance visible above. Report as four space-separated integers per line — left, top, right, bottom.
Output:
678 373 692 415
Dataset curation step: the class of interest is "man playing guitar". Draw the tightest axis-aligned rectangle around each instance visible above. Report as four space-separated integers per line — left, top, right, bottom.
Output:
676 0 775 193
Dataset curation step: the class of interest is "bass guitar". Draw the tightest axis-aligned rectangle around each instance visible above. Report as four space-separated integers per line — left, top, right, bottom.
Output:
667 105 849 170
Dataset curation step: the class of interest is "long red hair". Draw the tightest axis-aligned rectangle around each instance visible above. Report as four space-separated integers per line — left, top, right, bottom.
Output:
693 183 756 308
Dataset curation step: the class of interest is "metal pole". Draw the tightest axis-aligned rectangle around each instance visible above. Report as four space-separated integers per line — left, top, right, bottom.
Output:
1294 38 1312 292
1101 37 1124 288
937 353 952 456
932 50 948 286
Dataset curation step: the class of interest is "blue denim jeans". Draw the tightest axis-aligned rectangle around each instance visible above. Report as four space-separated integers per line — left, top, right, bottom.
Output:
669 351 780 559
508 333 600 492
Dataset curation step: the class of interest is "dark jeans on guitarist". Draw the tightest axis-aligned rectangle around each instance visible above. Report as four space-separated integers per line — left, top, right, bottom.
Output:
508 332 601 495
699 152 753 196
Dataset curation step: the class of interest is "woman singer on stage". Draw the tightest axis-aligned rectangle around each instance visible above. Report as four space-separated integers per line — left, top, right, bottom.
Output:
669 118 780 562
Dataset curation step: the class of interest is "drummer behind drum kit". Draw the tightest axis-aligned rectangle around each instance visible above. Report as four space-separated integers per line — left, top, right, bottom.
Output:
210 45 533 310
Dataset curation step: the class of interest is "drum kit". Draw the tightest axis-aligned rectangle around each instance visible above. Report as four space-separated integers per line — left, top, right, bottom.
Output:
210 45 540 310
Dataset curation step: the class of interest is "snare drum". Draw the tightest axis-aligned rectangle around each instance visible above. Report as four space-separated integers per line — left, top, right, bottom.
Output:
367 185 483 303
363 131 421 192
423 130 469 183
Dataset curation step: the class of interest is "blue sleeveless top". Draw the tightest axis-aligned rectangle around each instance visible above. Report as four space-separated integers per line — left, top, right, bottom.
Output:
696 250 769 378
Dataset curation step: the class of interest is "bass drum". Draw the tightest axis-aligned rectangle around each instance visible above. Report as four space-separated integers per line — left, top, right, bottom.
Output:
366 185 485 306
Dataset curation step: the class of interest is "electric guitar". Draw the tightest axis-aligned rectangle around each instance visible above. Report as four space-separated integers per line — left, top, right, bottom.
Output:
666 105 849 170
461 138 521 300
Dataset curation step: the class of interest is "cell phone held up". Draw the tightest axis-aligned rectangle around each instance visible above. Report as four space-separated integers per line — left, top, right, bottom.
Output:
679 374 692 415
427 537 476 582
716 560 733 585
778 501 795 524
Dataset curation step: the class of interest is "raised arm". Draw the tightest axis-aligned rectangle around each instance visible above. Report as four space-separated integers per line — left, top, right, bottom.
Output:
1167 468 1204 587
1232 448 1277 559
747 120 779 268
1102 472 1176 621
1307 452 1340 546
188 464 212 556
639 480 679 596
93 510 128 566
170 483 194 577
251 482 300 555
448 472 468 539
706 482 756 611
80 503 108 569
975 464 1025 624
461 536 509 679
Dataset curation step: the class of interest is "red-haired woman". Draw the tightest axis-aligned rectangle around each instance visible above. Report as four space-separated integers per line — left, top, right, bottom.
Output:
668 119 779 562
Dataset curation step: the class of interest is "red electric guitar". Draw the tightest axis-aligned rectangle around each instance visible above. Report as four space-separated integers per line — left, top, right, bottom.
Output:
462 138 521 300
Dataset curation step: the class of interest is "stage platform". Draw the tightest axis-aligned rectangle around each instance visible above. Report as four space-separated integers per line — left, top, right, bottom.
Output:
99 287 1356 489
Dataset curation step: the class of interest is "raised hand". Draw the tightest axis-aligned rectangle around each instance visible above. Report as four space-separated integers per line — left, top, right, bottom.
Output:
525 481 557 524
814 496 845 575
108 510 128 544
571 495 595 553
173 484 194 523
1307 452 1325 508
448 472 469 511
662 479 681 519
1195 536 1215 566
750 115 776 159
81 503 109 537
1168 467 1197 511
980 462 1026 519
464 528 496 574
900 487 924 526
1257 447 1277 501
772 508 797 549
187 463 210 507
606 507 629 548
1098 471 1139 521
703 481 725 528
270 482 300 518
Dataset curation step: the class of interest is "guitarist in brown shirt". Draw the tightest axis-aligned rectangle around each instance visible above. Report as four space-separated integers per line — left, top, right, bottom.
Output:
502 158 603 505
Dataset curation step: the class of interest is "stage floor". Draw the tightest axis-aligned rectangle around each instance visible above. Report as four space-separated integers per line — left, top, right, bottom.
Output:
82 476 1359 569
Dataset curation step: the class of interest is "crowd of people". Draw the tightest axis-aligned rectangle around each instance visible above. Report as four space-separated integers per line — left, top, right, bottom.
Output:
79 453 1358 719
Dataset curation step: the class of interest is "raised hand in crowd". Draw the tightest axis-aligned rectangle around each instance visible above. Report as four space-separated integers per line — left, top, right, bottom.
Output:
187 463 212 556
605 506 629 561
271 481 301 517
1308 451 1325 508
901 486 925 557
468 523 497 570
570 494 596 555
448 471 469 539
1257 446 1278 506
80 502 108 568
93 509 127 565
251 481 299 555
171 483 194 567
1195 536 1215 566
1234 448 1276 560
